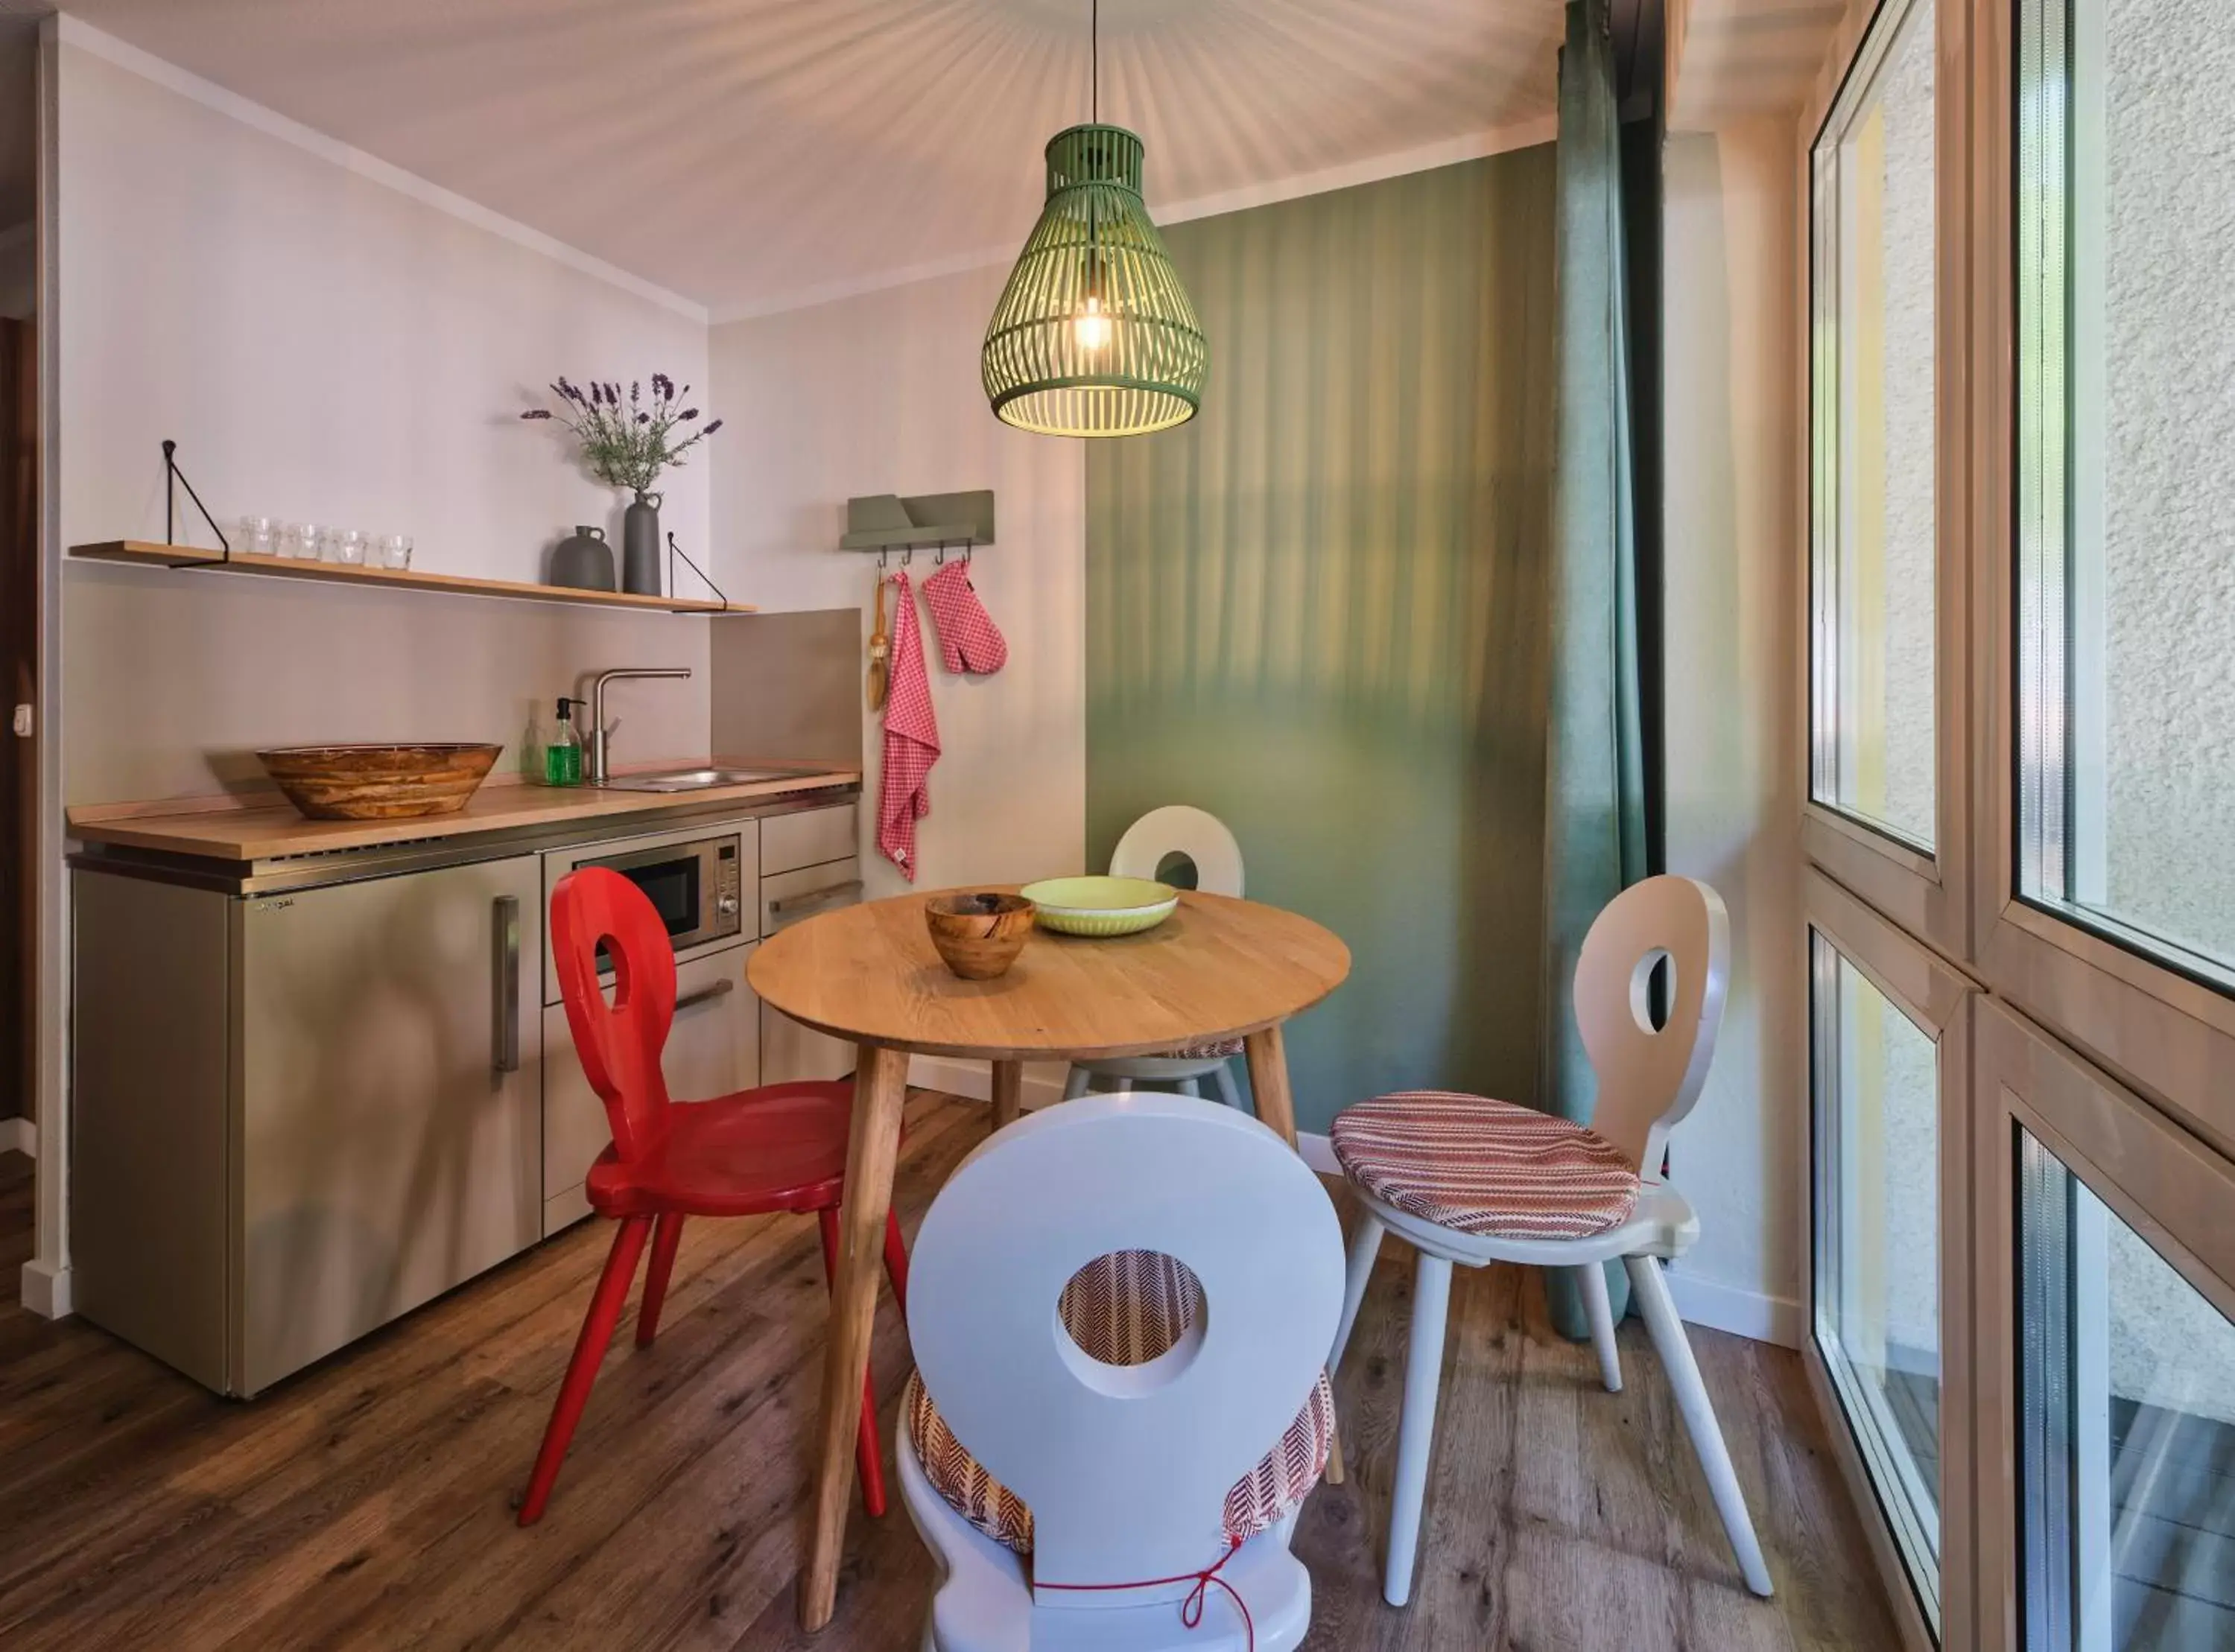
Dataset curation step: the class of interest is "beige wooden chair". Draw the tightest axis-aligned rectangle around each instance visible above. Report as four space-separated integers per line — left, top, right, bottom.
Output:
1064 807 1249 1109
1325 875 1773 1606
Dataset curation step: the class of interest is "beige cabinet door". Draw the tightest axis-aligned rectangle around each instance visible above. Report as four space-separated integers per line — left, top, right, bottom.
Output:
542 939 760 1233
236 854 543 1395
757 857 861 1084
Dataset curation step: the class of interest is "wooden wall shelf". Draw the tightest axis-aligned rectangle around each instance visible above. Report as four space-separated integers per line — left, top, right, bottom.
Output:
69 541 755 615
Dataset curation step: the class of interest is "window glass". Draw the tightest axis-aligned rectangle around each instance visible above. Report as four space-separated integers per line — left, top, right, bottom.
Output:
2017 1130 2235 1648
2019 0 2235 977
1813 934 1941 1625
1811 0 1938 850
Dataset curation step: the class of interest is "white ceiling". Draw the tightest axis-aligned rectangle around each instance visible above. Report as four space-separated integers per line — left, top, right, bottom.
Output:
1667 0 1847 130
57 0 1564 317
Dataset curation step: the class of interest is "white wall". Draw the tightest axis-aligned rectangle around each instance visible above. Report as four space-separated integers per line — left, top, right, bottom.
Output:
54 33 717 800
709 266 1086 901
56 35 708 587
1661 117 1807 1345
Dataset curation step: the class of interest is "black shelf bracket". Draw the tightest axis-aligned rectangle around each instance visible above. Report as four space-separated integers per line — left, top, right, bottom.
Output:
162 439 232 568
666 532 733 615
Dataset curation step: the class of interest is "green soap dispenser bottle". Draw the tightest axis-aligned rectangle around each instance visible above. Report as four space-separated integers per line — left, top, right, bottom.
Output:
544 697 583 786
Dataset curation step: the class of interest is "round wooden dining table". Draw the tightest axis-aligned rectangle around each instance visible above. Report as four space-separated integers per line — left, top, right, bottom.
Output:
747 886 1351 1631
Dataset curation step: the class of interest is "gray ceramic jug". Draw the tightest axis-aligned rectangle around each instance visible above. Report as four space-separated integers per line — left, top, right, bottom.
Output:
549 525 615 592
623 492 662 597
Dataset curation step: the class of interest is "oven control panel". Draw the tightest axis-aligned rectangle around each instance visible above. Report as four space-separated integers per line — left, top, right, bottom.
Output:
714 842 743 921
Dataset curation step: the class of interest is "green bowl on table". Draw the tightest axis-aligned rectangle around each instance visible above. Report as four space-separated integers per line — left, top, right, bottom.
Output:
1018 875 1179 938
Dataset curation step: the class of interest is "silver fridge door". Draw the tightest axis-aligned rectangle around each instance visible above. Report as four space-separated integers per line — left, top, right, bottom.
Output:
236 854 543 1394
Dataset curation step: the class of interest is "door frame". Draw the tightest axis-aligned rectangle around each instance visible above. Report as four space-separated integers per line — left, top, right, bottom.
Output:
19 16 65 1320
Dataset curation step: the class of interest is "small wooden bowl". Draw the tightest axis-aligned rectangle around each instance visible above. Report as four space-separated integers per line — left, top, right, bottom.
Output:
924 892 1035 980
256 742 503 820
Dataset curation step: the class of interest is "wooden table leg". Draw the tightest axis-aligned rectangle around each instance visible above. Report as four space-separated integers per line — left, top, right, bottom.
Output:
1242 1025 1299 1149
800 1041 910 1632
1241 1023 1347 1485
989 1058 1024 1134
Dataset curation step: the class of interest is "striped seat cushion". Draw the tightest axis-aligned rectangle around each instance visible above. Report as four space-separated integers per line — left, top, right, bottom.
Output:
1164 1035 1245 1060
1330 1090 1640 1240
902 1249 1335 1554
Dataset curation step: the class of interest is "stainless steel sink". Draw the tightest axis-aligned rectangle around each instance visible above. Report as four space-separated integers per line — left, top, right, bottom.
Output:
597 766 807 793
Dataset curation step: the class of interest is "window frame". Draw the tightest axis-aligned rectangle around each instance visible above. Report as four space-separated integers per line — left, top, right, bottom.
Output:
1971 0 2235 1165
1793 1 2235 1644
1804 868 1976 1652
1805 0 1975 963
1967 998 2235 1652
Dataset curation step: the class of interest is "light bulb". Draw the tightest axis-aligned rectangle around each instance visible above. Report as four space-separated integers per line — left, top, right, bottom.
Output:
1073 295 1112 353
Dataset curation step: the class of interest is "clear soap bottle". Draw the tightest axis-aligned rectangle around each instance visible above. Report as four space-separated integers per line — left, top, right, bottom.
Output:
543 697 583 787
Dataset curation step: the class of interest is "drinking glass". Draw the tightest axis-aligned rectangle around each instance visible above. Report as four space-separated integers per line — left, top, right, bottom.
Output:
236 515 275 556
324 528 367 566
375 533 413 571
279 521 320 560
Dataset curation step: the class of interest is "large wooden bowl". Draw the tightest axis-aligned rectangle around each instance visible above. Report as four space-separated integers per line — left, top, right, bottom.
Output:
255 743 503 820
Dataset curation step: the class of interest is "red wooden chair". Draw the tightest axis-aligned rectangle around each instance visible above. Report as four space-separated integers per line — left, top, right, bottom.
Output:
519 865 909 1526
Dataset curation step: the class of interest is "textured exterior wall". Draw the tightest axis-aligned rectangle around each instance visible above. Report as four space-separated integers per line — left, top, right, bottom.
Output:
1871 7 1937 841
1825 0 1936 845
2077 0 2235 1406
2096 0 2235 964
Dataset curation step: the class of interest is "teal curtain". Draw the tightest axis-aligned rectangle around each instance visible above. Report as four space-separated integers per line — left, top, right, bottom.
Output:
1541 0 1649 1338
1085 153 1557 1134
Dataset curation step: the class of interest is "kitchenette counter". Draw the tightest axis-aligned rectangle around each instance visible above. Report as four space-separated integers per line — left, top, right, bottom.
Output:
67 761 863 864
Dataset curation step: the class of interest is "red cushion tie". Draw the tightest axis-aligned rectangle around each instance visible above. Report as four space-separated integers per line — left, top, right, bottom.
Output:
1038 1537 1255 1651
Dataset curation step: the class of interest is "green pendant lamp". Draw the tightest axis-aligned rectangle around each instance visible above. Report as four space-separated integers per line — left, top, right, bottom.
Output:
981 1 1206 436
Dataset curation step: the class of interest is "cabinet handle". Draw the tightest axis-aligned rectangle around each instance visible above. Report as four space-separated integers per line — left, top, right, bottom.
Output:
675 976 737 1012
492 895 521 1073
768 879 864 921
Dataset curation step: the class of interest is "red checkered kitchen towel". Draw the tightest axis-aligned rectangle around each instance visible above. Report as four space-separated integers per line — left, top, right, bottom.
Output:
919 559 1007 676
878 571 940 880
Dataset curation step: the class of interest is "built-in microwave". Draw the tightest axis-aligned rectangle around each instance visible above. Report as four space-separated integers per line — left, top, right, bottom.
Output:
543 822 749 1003
581 830 744 956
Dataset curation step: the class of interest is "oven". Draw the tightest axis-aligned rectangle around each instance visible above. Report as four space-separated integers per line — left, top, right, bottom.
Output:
542 819 753 1003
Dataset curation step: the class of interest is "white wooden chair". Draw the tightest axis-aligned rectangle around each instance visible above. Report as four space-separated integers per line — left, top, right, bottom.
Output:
1325 874 1774 1607
1065 807 1250 1109
899 1091 1346 1652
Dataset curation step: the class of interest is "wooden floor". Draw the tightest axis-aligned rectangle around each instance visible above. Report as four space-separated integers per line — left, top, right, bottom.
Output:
0 1096 1900 1650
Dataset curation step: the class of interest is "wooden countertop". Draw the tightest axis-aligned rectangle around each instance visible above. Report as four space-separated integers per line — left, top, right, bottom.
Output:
67 764 863 862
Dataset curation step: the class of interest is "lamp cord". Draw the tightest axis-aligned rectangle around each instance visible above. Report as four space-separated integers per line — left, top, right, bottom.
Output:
1091 0 1098 124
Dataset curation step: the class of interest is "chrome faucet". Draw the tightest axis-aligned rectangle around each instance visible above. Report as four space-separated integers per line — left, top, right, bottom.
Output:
588 667 692 784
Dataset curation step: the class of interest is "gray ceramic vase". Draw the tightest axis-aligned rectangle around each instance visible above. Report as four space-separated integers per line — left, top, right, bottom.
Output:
549 524 615 592
623 491 663 597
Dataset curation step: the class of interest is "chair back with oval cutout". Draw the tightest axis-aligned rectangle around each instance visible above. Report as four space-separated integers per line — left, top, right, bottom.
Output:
549 866 679 1166
906 1091 1342 1601
1570 874 1730 1182
1109 805 1245 897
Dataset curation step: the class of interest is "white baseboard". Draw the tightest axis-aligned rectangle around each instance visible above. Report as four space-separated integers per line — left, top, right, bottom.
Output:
19 1259 72 1320
1296 1130 1340 1176
0 1116 34 1158
1661 1270 1803 1349
907 1055 1069 1110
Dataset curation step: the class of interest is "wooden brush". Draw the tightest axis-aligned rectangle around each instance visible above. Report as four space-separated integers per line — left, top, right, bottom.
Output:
866 571 890 711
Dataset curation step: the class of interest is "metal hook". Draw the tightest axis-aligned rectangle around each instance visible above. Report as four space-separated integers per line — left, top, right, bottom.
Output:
877 547 889 572
901 544 913 568
934 539 947 567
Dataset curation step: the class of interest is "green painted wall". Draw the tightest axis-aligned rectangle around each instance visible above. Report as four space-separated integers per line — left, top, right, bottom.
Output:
1085 150 1559 1133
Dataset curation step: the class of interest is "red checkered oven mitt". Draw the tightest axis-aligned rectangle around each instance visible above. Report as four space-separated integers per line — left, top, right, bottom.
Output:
919 559 1008 676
